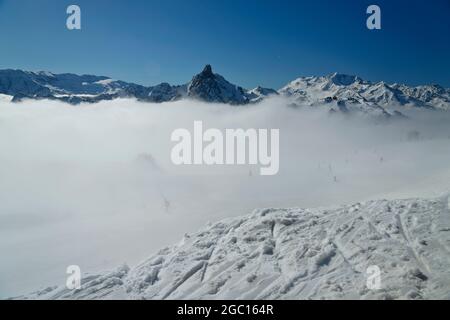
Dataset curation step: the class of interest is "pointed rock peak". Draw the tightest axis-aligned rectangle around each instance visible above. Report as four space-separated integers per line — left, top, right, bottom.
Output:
201 64 213 76
188 64 249 104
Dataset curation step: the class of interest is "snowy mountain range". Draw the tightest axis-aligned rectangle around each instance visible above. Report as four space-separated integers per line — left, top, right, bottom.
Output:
280 73 450 115
1 65 449 114
14 195 450 300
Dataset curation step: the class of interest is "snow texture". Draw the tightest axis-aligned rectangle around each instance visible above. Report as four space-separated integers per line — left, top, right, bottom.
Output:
15 195 450 300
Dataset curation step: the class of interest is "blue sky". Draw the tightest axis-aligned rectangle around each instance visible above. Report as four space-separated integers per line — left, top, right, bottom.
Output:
0 0 448 88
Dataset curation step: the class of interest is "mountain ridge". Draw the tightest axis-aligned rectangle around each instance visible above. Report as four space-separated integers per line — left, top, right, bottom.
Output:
1 66 449 113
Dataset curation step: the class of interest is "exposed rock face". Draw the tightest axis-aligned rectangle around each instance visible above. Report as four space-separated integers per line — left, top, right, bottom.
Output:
187 65 249 104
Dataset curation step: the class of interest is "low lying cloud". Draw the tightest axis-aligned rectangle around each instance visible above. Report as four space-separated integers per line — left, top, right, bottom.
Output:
1 96 450 296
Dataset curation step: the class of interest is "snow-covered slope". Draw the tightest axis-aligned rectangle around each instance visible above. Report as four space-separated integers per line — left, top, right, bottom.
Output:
0 94 13 102
0 69 132 95
0 69 190 104
280 72 450 112
17 196 450 300
246 86 279 103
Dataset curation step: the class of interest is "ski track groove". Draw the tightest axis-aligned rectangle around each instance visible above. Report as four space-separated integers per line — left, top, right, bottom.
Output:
396 204 431 276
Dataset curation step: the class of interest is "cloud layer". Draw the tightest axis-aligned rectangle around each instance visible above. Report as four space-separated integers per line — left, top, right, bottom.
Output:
1 97 450 297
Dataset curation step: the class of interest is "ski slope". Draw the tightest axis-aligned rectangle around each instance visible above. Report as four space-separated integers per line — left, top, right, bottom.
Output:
16 195 450 300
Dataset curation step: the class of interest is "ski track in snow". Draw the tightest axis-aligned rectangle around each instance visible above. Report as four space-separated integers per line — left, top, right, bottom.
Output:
14 196 450 300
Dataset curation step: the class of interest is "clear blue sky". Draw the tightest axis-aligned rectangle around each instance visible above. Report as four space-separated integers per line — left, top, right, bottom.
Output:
0 0 448 89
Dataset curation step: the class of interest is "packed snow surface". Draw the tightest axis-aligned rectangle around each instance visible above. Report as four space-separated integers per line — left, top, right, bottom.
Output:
17 195 450 300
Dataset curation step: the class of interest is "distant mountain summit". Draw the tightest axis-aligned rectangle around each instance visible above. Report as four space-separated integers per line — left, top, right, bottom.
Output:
0 66 449 114
187 65 249 104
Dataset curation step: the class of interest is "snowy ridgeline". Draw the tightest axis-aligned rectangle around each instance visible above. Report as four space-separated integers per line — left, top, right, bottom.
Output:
1 66 449 113
15 196 450 300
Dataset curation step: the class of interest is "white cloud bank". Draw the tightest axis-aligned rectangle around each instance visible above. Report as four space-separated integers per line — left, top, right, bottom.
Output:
1 97 450 297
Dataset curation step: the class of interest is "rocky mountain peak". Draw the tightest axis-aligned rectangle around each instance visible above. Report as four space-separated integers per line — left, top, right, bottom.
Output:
201 64 213 77
187 65 249 104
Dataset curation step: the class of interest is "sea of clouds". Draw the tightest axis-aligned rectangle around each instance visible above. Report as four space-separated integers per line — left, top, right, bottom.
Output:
1 96 450 297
